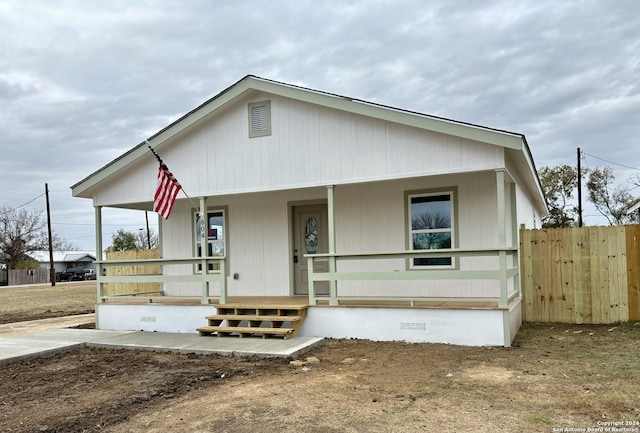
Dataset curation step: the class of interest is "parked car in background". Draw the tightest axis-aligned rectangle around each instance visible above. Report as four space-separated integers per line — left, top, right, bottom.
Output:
56 268 87 282
84 269 96 280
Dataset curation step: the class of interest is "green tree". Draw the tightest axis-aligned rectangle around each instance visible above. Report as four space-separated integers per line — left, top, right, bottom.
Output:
111 229 138 251
586 166 638 225
538 165 578 227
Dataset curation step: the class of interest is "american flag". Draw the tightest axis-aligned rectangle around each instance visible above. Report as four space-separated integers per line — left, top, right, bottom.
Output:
154 163 181 219
147 142 182 219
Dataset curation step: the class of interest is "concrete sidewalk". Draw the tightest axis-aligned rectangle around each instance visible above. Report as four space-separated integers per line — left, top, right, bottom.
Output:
0 316 323 365
0 313 96 338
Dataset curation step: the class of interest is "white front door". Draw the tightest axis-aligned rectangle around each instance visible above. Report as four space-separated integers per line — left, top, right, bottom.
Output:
293 204 329 295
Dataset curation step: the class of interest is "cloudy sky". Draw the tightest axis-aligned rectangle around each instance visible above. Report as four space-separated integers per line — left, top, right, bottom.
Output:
1 0 638 250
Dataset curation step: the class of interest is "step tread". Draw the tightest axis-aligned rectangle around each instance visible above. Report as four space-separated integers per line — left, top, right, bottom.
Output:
197 325 294 335
216 304 307 310
205 314 301 322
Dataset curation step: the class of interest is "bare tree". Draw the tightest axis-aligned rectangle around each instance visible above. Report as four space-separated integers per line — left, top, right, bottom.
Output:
135 228 159 250
0 206 77 269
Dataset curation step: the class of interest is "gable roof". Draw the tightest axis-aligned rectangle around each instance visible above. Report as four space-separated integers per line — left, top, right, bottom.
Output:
71 75 546 212
627 199 640 215
27 251 96 263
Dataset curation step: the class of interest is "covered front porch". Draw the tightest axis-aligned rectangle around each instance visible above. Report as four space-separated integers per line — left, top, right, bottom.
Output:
93 169 523 346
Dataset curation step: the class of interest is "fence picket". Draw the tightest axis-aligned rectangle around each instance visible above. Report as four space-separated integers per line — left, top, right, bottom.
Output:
627 225 640 320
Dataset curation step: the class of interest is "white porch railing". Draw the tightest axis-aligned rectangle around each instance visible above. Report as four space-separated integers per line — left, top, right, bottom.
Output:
95 256 227 304
306 247 520 307
95 248 519 308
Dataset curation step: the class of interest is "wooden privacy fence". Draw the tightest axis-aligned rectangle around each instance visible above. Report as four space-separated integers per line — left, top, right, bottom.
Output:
520 225 640 324
8 268 49 286
104 249 161 296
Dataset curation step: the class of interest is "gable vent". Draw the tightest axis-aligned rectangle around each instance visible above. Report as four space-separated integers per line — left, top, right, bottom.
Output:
251 105 267 131
248 100 271 138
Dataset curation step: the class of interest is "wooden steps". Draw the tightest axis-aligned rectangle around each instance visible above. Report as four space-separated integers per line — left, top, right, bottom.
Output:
197 304 307 339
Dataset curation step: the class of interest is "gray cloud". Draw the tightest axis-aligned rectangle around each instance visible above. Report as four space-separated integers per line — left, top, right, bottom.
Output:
0 0 638 248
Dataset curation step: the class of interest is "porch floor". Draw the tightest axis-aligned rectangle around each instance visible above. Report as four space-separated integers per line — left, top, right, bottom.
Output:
103 295 515 310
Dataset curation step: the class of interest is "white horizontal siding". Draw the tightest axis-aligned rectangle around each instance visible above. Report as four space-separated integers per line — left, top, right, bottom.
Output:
158 172 506 298
333 173 501 298
92 93 504 207
162 187 327 297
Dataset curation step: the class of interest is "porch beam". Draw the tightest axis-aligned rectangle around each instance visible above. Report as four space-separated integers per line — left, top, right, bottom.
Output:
327 185 338 305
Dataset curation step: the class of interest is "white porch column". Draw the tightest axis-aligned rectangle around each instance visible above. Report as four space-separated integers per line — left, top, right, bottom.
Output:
94 205 103 303
199 196 210 304
497 169 518 348
327 185 338 305
510 182 520 298
495 169 508 309
156 211 164 297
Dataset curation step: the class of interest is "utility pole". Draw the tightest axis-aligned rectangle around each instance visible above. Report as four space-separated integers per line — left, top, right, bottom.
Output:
577 148 583 227
145 211 151 249
45 183 55 286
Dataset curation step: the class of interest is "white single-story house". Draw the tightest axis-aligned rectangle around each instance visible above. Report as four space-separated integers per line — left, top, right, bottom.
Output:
27 250 97 273
71 75 547 347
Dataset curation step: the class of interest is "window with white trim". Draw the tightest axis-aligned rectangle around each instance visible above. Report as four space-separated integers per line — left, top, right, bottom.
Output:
248 100 271 138
195 210 225 272
408 191 455 268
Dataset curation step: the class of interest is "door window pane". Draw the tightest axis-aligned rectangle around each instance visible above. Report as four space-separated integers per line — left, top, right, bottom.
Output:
195 210 224 272
304 217 319 254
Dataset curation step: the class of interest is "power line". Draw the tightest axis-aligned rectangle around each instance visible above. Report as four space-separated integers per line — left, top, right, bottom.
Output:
0 192 46 214
581 151 640 171
580 153 640 195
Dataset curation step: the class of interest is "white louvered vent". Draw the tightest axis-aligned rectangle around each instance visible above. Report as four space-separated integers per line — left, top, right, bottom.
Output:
248 100 271 138
251 105 268 132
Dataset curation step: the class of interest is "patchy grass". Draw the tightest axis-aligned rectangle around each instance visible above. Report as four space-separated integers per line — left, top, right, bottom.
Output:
0 282 95 324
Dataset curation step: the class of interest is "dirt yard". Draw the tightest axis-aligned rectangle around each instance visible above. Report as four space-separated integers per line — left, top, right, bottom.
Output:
1 284 639 432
